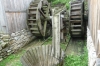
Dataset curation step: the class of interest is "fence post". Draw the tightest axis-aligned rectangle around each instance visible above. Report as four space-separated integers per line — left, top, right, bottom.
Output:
52 9 60 59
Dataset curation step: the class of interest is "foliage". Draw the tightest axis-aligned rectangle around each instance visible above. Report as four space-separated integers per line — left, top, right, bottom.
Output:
63 46 88 66
60 33 71 51
49 0 71 9
43 37 52 45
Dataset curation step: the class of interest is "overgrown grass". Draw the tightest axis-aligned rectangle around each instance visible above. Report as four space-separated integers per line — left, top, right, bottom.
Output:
49 0 70 9
60 34 71 51
63 40 88 66
43 37 52 45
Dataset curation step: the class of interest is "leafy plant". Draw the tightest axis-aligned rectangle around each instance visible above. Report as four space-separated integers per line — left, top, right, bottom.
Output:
49 0 71 9
63 46 88 66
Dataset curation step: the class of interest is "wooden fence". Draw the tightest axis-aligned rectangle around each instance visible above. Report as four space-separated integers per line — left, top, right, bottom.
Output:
0 0 34 34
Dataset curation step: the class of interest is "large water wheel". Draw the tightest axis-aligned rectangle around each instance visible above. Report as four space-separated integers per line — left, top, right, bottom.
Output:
27 0 52 37
69 0 84 37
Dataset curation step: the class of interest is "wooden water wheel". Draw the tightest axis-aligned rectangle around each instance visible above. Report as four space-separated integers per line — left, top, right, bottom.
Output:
69 0 84 37
27 0 52 37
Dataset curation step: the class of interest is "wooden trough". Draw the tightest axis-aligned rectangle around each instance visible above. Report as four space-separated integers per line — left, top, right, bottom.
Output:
21 45 64 66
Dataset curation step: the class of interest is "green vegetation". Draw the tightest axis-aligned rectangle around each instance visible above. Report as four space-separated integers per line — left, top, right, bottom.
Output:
63 40 88 66
63 47 88 66
48 0 70 9
60 34 71 51
0 50 25 66
43 37 52 45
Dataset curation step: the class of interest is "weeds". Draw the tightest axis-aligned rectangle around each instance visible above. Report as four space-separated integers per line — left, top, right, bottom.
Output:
49 0 70 9
43 37 52 45
63 43 88 66
60 33 71 51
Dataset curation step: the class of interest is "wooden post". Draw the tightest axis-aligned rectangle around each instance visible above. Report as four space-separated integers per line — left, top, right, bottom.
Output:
52 9 60 59
0 0 8 33
96 30 100 66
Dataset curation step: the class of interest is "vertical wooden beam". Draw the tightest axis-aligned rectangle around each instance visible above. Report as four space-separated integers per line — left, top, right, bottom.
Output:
0 0 8 33
96 30 100 66
52 9 60 59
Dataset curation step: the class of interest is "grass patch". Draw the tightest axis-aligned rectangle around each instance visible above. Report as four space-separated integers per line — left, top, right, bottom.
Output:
63 40 88 66
60 34 71 51
0 50 25 66
49 0 70 9
43 37 52 45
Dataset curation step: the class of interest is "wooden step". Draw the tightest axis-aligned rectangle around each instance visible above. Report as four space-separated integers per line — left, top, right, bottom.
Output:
28 19 36 21
42 5 48 8
71 3 81 7
71 11 81 15
28 23 37 25
28 11 37 15
71 32 81 36
30 3 38 6
29 7 37 10
30 28 38 30
32 31 40 34
71 25 81 27
71 15 81 19
71 7 81 10
70 20 81 22
71 1 81 4
72 32 81 35
71 29 81 32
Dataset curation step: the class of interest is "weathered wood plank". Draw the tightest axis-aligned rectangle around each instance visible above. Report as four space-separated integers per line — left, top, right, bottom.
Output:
21 45 60 66
0 0 34 34
3 0 33 11
0 0 8 33
52 10 61 59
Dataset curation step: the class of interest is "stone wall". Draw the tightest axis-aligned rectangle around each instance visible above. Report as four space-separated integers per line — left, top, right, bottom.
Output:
0 29 34 61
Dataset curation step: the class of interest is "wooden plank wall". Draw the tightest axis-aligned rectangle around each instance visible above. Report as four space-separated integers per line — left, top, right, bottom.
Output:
0 0 34 34
0 0 7 33
88 0 100 55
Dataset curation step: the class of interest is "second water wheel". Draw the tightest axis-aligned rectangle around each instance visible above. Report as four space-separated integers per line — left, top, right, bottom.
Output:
27 0 52 37
69 0 84 37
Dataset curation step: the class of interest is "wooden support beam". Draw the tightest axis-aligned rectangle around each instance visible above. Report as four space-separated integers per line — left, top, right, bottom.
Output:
38 9 46 18
0 0 8 33
52 9 60 59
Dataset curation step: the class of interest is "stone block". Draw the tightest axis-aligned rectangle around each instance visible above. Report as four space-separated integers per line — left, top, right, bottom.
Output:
7 50 11 53
11 33 16 37
14 36 20 40
1 42 7 48
0 45 2 50
15 32 21 36
3 39 9 42
0 58 3 62
2 35 10 39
